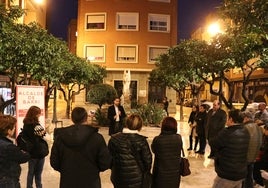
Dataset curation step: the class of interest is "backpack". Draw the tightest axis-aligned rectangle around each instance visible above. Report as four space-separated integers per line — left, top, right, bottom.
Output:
37 137 49 158
16 129 33 152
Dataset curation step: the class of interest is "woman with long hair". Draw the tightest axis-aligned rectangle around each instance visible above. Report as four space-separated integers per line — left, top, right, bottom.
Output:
187 105 199 151
22 106 48 188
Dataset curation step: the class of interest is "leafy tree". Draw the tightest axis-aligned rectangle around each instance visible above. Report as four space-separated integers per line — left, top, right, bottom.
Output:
0 18 73 115
19 23 72 116
215 0 268 109
0 3 68 114
0 3 107 117
150 50 187 121
87 84 117 109
58 56 106 118
0 3 26 111
150 39 207 120
194 35 238 109
87 84 117 126
190 0 268 110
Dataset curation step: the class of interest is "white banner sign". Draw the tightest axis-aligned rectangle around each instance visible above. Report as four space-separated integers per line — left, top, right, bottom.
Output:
16 85 45 135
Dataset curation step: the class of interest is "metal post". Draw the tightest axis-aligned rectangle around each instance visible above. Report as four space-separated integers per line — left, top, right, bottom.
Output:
52 87 58 124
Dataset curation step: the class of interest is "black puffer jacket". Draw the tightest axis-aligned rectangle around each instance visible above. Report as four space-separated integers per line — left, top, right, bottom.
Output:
50 124 112 188
211 124 250 181
108 132 152 188
195 111 207 136
23 123 48 159
151 132 183 188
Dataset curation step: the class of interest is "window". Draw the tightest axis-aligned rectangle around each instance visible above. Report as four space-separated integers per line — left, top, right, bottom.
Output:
85 13 106 30
148 46 168 63
116 45 138 63
148 0 170 2
85 45 105 62
148 14 170 32
116 12 139 31
148 81 166 103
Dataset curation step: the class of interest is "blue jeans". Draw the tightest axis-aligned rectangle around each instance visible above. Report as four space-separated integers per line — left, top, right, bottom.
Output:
27 158 45 188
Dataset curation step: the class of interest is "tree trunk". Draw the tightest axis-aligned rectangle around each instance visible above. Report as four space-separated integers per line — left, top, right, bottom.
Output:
65 101 71 119
180 104 184 121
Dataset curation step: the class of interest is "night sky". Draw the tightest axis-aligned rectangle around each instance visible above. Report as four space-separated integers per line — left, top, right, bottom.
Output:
46 0 222 41
178 0 222 40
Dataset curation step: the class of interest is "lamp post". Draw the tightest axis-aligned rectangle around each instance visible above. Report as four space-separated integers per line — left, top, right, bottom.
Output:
52 87 58 124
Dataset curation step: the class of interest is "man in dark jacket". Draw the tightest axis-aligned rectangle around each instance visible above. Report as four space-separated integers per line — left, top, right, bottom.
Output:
211 109 250 188
206 100 227 158
50 107 112 188
108 97 126 135
195 104 207 154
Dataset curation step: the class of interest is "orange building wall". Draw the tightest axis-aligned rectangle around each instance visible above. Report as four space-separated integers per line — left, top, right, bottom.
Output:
76 0 177 69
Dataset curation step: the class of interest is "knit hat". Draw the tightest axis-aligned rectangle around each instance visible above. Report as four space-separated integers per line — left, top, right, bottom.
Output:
240 111 254 120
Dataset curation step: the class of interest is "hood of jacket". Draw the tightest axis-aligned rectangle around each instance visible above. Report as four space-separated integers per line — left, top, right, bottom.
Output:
55 124 98 147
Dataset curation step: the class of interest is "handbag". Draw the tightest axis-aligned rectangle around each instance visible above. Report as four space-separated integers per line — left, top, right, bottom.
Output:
180 148 191 176
38 138 49 158
16 129 34 152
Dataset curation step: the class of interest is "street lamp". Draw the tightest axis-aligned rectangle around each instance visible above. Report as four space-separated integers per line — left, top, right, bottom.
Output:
207 22 222 37
33 0 44 4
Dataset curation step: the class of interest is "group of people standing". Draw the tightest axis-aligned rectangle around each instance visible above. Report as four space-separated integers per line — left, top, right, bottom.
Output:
187 100 268 188
2 98 268 188
187 104 208 155
50 100 184 188
0 106 48 188
187 100 227 157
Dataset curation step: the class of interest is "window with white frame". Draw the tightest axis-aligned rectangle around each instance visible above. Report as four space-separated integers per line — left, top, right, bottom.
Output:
116 45 138 63
148 0 170 2
116 12 139 31
85 45 105 62
148 46 168 63
85 13 106 30
148 14 170 32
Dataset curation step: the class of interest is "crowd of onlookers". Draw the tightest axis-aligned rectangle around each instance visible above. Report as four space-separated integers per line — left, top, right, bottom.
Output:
1 99 268 188
187 101 268 188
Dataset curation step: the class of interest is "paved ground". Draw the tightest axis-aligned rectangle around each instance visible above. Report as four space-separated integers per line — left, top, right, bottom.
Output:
19 107 217 188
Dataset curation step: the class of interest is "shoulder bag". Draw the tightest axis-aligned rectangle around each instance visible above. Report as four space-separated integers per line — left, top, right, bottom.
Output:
180 147 191 176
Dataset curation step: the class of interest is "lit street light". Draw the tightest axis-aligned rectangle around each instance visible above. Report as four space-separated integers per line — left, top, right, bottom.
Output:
33 0 44 4
207 22 221 36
